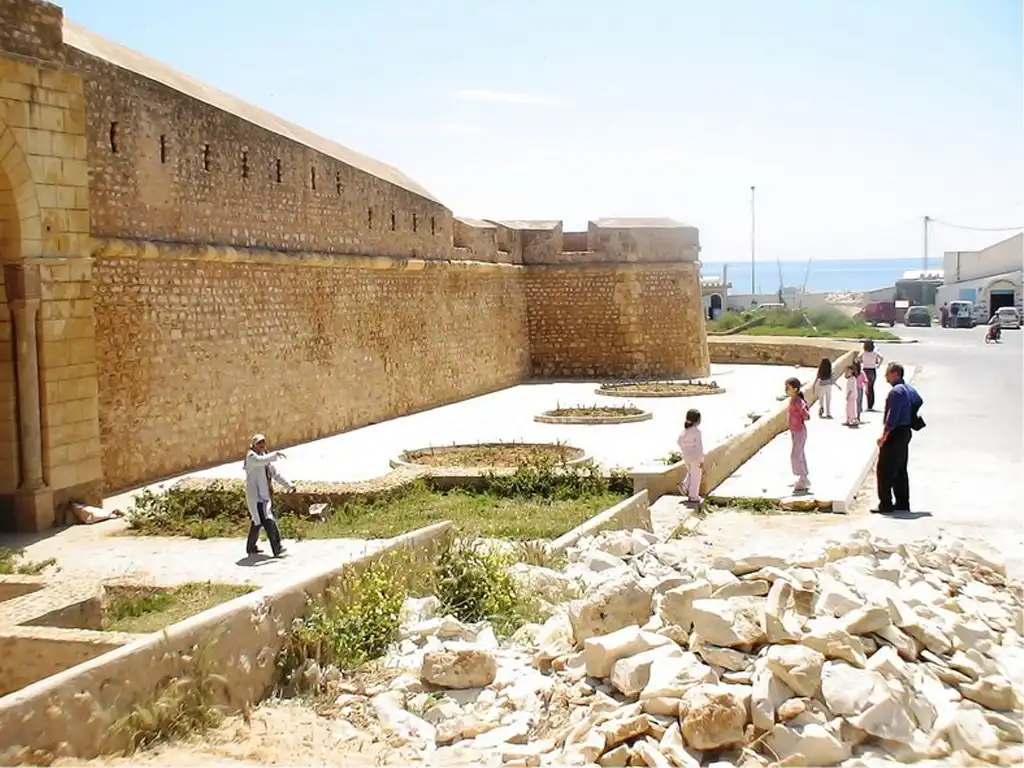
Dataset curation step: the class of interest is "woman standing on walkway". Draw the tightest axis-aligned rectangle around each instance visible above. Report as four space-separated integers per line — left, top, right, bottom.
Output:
857 341 884 411
785 377 811 492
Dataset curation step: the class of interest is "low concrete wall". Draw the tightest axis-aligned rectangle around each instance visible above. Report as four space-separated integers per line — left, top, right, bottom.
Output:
548 490 651 553
633 340 858 503
709 336 853 367
0 522 452 764
0 627 142 698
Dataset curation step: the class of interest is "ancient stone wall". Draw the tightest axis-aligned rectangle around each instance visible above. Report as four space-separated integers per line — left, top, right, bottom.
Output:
0 0 63 62
63 25 452 260
92 240 529 491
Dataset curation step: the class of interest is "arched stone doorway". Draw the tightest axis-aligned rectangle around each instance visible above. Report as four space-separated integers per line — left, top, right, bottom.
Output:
0 116 51 530
709 293 723 321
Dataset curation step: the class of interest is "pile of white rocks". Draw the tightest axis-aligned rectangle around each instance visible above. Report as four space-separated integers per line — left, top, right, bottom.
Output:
327 529 1023 767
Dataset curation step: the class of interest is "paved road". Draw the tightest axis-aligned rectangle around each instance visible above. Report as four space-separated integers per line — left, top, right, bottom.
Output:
858 323 1023 569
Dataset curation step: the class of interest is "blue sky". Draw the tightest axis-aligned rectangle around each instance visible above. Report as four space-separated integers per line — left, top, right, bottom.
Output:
60 0 1022 262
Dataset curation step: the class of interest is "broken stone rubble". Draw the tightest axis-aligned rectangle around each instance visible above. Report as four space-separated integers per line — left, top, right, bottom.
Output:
301 529 1024 767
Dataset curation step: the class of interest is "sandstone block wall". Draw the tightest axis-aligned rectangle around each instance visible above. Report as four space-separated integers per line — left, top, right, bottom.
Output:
63 25 452 260
92 241 529 491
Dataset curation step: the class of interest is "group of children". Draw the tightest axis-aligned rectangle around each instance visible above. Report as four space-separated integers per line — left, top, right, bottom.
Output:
675 342 883 502
811 356 868 427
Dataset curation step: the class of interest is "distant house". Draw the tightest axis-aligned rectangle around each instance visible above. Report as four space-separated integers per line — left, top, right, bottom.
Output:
937 234 1023 321
700 272 731 320
895 269 944 307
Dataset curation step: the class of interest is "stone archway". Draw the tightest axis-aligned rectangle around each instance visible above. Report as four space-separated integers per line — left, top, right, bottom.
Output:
709 292 723 320
0 117 50 530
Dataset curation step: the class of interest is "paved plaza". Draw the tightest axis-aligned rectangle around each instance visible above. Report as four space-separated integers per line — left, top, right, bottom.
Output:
184 363 816 485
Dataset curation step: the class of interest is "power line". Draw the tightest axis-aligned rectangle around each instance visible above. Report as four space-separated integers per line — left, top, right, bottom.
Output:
929 219 1024 232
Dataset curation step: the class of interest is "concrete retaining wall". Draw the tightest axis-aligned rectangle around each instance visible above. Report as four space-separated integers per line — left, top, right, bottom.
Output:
548 490 651 553
633 340 857 503
0 522 452 763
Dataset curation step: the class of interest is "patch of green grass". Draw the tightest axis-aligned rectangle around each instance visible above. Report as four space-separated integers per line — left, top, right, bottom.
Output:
103 583 254 633
126 459 631 542
306 483 623 540
0 547 56 575
706 496 785 515
278 536 542 688
709 306 898 340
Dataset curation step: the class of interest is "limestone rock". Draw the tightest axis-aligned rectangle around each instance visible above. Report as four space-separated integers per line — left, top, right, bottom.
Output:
678 684 748 751
569 575 654 643
598 530 635 558
839 605 891 635
960 674 1017 711
598 714 650 748
800 624 867 667
762 578 801 643
691 640 752 673
751 663 793 731
585 550 629 573
712 579 770 599
819 661 888 716
584 625 673 678
763 721 851 767
510 564 580 603
765 645 825 698
659 722 701 768
730 552 789 576
689 597 766 648
814 575 862 617
659 579 712 632
640 652 718 701
848 694 915 744
420 649 497 689
534 613 575 666
610 645 684 698
597 744 631 766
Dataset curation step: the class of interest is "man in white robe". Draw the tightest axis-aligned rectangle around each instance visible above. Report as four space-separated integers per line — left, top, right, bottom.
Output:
244 434 293 557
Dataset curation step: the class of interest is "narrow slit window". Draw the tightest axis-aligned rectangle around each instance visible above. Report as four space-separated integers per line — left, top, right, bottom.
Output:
335 172 343 195
241 150 249 179
109 122 119 153
202 144 211 171
390 212 397 231
275 158 282 183
310 166 316 190
412 213 418 233
367 207 373 228
159 135 167 163
430 216 436 236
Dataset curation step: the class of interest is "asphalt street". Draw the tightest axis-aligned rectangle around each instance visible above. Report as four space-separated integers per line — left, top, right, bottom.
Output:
863 322 1023 569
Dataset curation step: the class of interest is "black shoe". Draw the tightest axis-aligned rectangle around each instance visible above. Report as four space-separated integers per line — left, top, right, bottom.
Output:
246 548 263 555
870 507 894 515
273 547 288 558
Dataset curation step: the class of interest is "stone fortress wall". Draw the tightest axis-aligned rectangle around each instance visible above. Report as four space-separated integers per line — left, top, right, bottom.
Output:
0 0 709 530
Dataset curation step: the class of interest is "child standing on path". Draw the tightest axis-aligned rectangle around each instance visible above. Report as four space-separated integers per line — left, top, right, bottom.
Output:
785 377 811 492
854 361 867 420
676 408 705 503
843 365 860 427
813 358 839 419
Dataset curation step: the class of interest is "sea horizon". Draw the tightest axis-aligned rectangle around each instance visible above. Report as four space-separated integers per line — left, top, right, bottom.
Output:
701 256 935 294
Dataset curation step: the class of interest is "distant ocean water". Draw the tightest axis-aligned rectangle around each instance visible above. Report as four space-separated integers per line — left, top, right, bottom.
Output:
702 257 930 294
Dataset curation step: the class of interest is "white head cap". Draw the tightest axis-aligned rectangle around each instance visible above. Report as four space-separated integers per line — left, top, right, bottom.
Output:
251 434 266 448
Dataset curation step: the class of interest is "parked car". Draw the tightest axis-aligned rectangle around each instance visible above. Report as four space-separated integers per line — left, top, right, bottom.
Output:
992 306 1021 330
904 306 932 327
856 300 900 327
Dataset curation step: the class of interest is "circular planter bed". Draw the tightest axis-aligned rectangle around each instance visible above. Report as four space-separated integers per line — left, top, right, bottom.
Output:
391 442 588 470
534 405 653 425
595 380 726 398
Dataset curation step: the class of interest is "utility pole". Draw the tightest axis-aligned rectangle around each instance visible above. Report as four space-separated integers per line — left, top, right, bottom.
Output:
750 185 756 300
922 215 930 272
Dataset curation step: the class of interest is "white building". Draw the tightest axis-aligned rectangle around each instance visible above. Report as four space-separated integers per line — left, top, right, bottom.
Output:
937 234 1023 321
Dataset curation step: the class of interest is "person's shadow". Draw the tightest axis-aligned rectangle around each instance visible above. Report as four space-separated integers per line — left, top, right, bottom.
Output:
884 510 933 520
235 553 276 567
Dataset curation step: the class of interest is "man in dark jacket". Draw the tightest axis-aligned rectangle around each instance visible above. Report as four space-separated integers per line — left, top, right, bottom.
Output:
873 363 923 514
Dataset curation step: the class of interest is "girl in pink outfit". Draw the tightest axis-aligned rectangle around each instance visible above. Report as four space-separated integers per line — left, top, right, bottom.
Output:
842 365 860 426
853 360 867 421
676 408 705 503
785 377 810 492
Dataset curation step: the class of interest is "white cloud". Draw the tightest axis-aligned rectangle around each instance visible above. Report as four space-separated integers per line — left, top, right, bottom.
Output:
454 89 557 106
384 121 483 138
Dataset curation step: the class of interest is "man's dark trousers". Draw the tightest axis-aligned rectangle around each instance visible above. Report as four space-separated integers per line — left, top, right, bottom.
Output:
877 426 912 512
246 501 283 555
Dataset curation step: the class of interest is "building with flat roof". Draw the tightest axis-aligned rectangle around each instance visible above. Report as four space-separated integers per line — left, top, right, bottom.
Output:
937 234 1022 321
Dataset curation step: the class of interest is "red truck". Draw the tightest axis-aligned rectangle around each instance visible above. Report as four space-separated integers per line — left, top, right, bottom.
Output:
856 300 901 327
